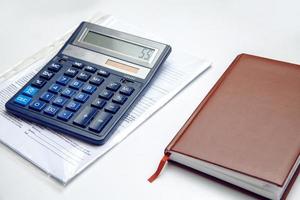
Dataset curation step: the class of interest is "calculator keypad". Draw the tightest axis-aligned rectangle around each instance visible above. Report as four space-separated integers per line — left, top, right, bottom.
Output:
11 57 138 139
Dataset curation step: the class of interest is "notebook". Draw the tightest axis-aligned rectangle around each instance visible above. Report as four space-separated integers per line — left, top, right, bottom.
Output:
149 54 300 200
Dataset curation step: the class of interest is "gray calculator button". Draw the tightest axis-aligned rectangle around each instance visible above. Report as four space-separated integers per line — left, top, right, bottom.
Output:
84 65 97 73
112 94 127 105
32 78 46 88
72 61 84 69
89 76 104 86
73 107 97 127
106 82 121 91
40 70 54 80
48 63 62 72
64 68 78 77
91 98 106 109
99 90 113 100
104 103 120 114
98 69 109 77
89 112 112 133
119 86 134 96
77 72 91 81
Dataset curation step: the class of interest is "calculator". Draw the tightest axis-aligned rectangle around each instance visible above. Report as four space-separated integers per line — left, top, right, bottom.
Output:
5 22 171 145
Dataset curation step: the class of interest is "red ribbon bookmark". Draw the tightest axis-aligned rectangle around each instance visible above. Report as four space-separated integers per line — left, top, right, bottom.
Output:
148 153 170 183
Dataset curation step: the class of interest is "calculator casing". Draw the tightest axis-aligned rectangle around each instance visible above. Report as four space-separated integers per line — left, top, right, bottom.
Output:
5 22 171 145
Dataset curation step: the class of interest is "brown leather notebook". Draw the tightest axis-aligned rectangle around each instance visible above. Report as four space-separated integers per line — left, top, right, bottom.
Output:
149 54 300 200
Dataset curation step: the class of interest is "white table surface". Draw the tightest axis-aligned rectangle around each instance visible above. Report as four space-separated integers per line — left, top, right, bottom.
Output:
0 0 299 199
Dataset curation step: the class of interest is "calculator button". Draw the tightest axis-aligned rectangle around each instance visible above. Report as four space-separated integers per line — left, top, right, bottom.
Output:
32 78 46 88
91 98 106 109
99 90 113 100
69 80 84 90
77 72 91 81
89 112 112 133
73 107 98 127
53 96 68 107
106 82 121 91
44 105 59 116
61 88 76 98
74 92 89 103
84 65 97 73
40 70 54 80
22 86 39 97
82 84 97 94
66 101 81 112
104 103 120 114
64 68 78 77
57 110 73 121
119 86 134 96
56 75 70 86
29 100 46 111
14 95 31 106
89 76 104 86
112 94 127 105
40 92 55 102
48 84 61 94
98 69 110 77
71 61 84 69
48 63 62 72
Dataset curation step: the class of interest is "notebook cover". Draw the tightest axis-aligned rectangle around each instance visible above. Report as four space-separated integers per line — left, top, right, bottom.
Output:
166 54 300 186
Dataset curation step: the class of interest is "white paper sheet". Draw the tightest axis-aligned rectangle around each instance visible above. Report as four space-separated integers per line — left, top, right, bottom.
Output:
0 14 211 184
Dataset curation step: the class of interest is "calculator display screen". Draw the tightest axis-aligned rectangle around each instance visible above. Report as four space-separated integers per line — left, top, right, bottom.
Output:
83 31 155 62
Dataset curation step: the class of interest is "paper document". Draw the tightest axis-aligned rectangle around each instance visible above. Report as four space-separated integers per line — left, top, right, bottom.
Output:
0 14 211 184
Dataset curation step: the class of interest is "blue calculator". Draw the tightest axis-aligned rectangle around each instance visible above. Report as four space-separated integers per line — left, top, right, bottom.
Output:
5 22 171 145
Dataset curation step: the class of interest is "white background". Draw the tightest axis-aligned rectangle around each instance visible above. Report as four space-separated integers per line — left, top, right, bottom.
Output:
0 0 299 199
